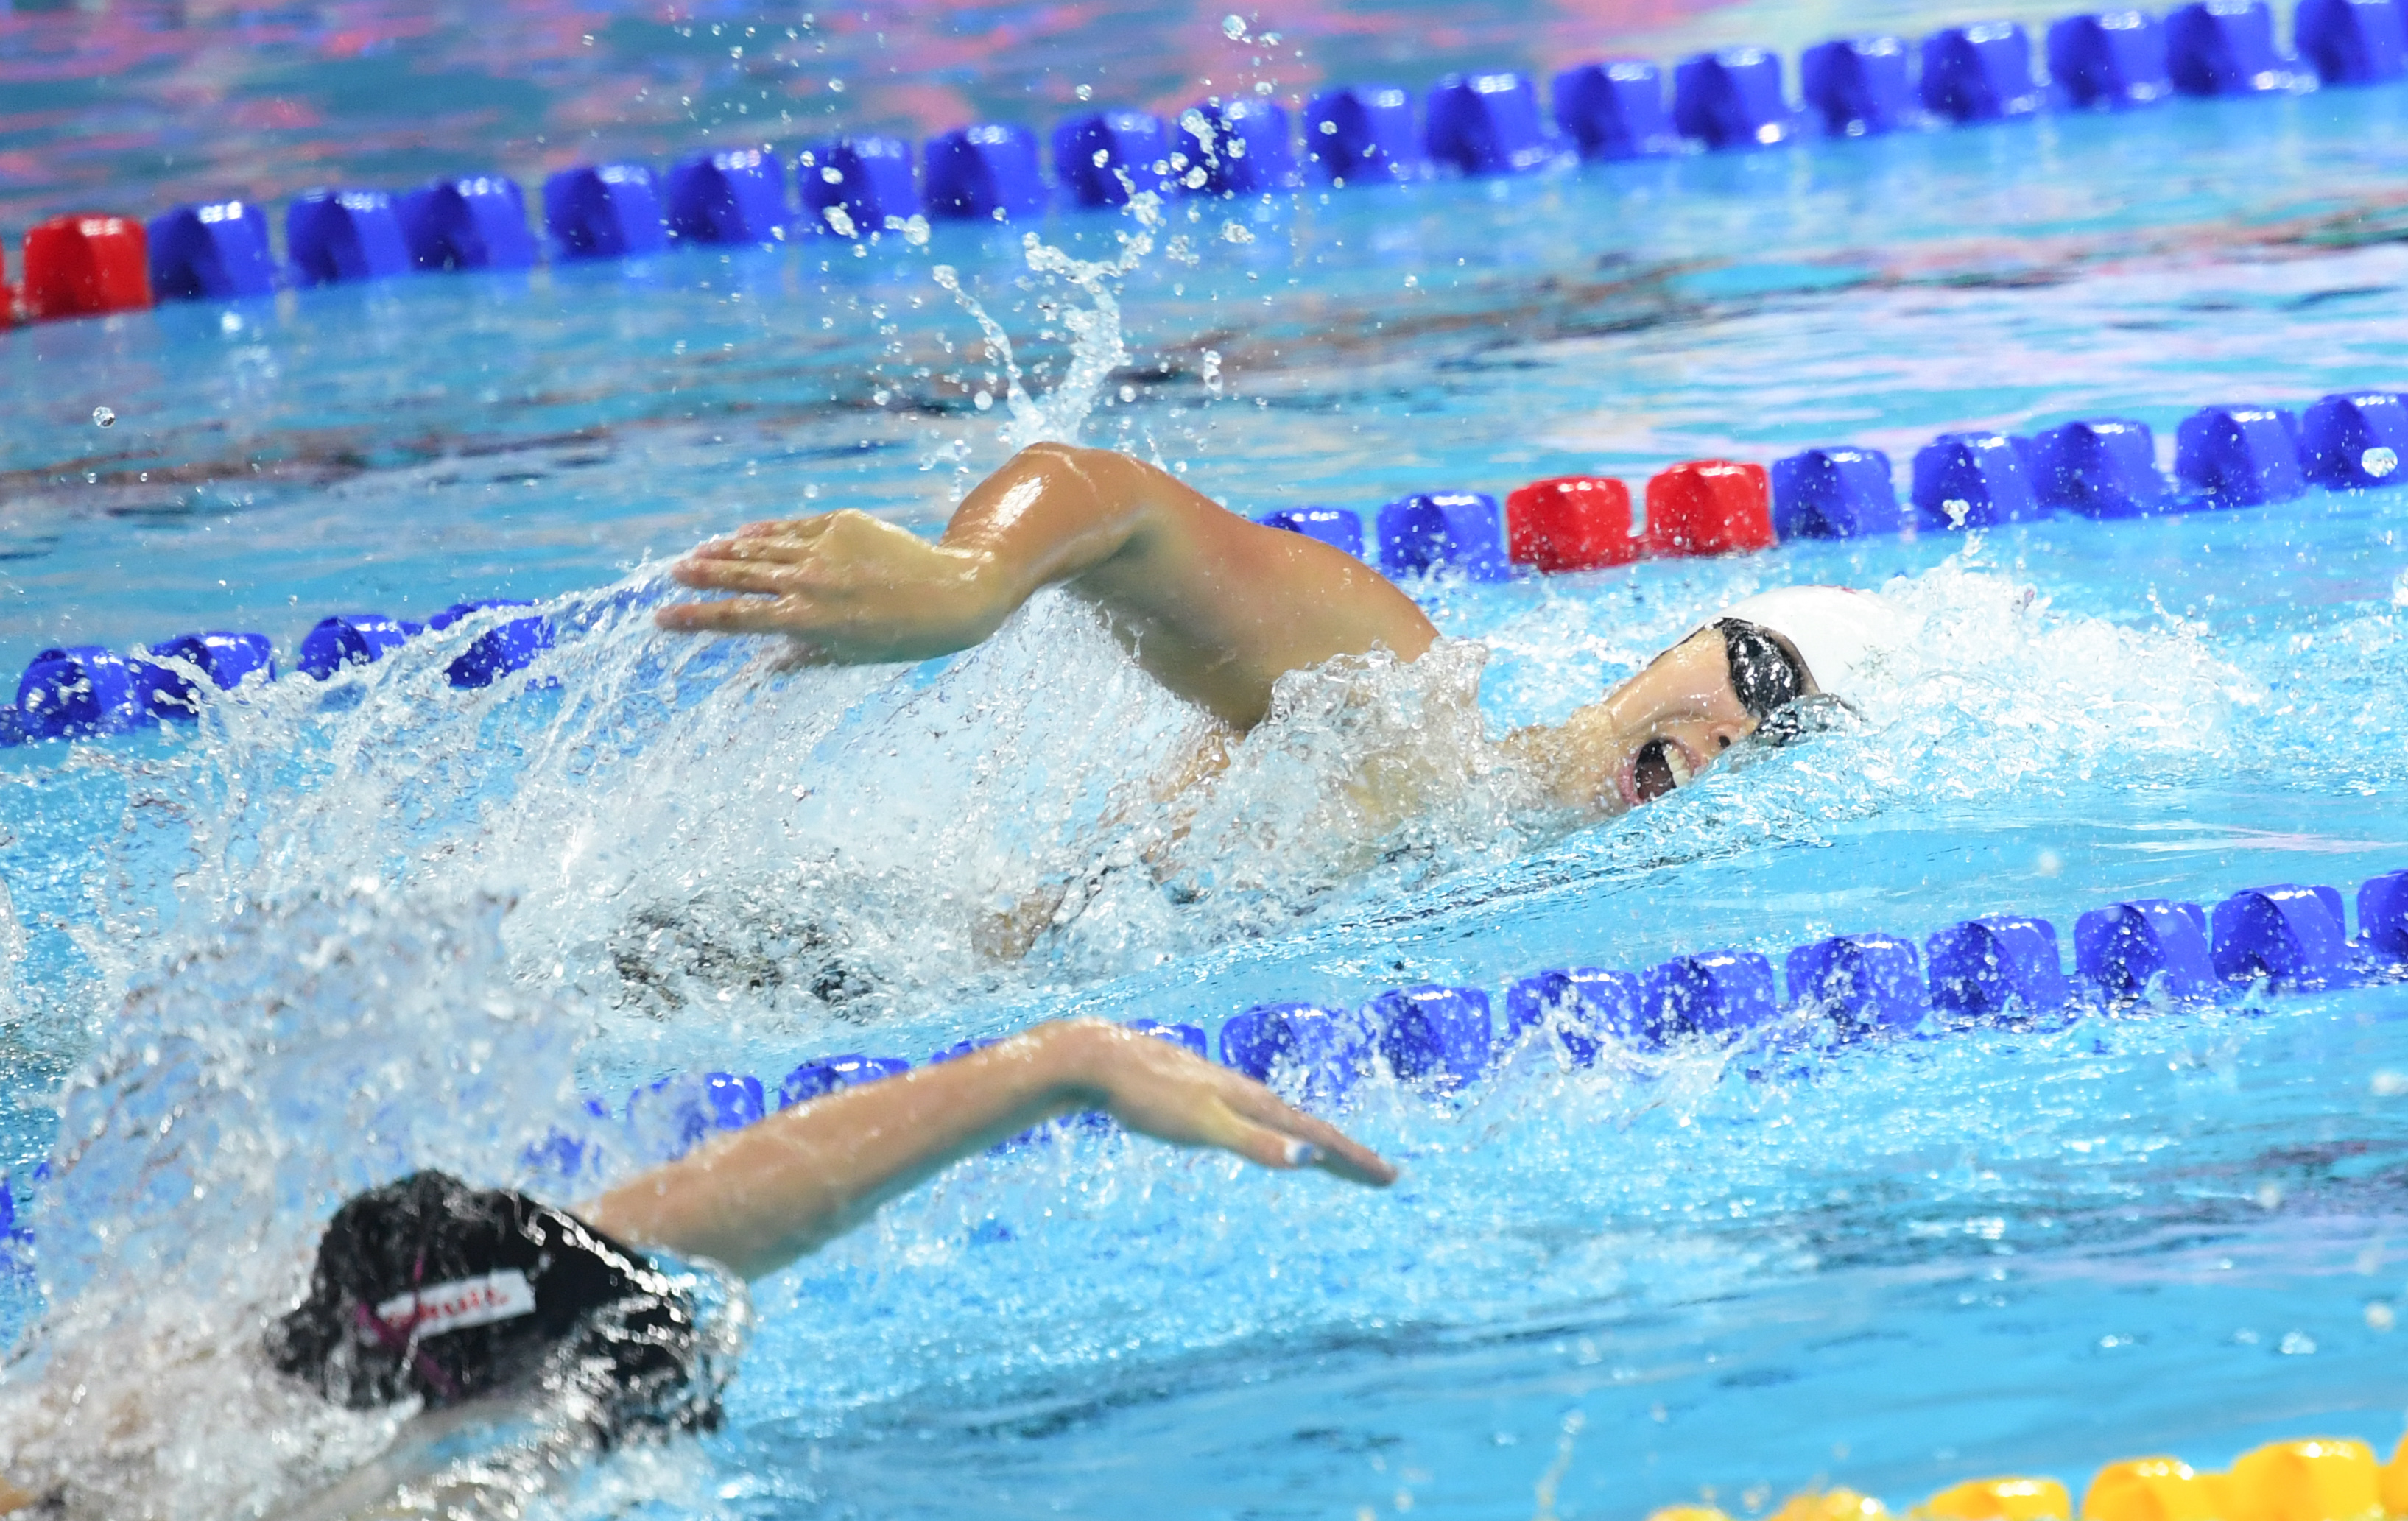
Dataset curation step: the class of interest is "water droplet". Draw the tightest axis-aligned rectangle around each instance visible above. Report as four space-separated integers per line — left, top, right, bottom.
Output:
91 406 115 428
974 389 993 411
1222 13 1247 38
2278 1330 2317 1355
1119 384 1136 403
2367 1302 2397 1331
821 166 845 184
1075 83 1094 101
2364 445 2398 478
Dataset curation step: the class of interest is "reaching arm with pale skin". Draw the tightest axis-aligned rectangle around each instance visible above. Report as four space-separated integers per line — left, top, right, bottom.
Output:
657 442 1437 730
582 1017 1395 1280
0 1021 1387 1514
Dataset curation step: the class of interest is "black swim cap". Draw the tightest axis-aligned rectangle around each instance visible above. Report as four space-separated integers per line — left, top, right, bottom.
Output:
266 1171 718 1440
1715 618 1806 727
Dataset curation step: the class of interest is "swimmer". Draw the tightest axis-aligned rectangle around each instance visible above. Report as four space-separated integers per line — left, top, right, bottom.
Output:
0 1018 1394 1517
658 444 1904 818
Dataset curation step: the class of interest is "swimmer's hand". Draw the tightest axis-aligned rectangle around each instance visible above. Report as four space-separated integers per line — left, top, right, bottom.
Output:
1069 1020 1397 1187
589 1017 1393 1279
656 509 1007 663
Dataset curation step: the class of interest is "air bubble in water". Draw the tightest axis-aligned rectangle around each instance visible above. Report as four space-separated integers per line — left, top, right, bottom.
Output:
1075 82 1094 101
1222 13 1247 38
975 389 994 411
1119 384 1136 403
91 406 115 428
2364 445 2398 478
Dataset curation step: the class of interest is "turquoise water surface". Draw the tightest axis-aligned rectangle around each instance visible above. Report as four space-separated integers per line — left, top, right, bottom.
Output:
4 21 2408 1521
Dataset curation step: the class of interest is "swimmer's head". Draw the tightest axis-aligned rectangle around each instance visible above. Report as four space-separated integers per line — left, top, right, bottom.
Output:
1538 585 1905 813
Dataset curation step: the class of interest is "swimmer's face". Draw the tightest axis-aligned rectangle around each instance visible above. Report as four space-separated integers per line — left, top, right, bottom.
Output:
1590 624 1811 810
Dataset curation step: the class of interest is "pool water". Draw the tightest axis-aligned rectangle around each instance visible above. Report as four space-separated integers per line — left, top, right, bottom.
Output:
5 32 2408 1521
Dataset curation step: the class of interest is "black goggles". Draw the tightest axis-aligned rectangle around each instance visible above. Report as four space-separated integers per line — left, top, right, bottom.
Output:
1715 618 1807 727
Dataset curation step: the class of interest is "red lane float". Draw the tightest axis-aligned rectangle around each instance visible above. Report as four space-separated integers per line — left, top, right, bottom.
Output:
1506 475 1638 571
21 214 153 322
1642 459 1778 557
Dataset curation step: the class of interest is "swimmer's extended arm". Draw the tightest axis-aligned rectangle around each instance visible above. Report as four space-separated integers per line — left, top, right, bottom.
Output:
582 1017 1395 1280
656 442 1436 729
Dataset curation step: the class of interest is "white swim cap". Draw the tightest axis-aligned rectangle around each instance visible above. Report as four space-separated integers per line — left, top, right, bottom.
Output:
1710 585 1907 705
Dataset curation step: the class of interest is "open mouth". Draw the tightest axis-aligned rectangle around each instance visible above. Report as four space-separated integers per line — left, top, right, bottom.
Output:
1630 738 1696 803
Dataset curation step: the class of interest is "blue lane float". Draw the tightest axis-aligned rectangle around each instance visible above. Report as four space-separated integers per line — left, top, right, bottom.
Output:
286 190 413 286
1052 110 1172 208
1771 445 1900 539
1920 23 2045 122
2175 403 2307 504
1256 507 1367 557
1125 1018 1209 1057
1424 71 1561 175
2361 871 2408 956
297 613 415 680
628 1071 766 1154
2297 390 2408 488
1504 967 1645 1065
147 200 278 301
1366 984 1493 1089
398 175 537 272
15 646 135 741
428 600 555 691
796 136 920 236
1912 431 2043 529
666 149 788 245
1549 61 1675 160
413 875 2408 1155
1641 950 1782 1043
2074 898 2214 1000
1800 36 1917 137
2028 418 2171 516
1304 85 1423 183
1786 933 1928 1035
1375 491 1511 580
2296 0 2408 83
1926 914 2072 1020
2166 0 2297 95
1220 1001 1375 1104
1177 99 1299 194
54 0 2408 326
543 165 669 261
2049 11 2176 107
133 632 275 719
2210 883 2351 989
923 124 1049 222
778 1053 912 1107
1672 48 1798 149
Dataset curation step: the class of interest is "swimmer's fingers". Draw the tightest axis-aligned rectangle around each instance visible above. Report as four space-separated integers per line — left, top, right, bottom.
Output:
1094 1030 1395 1187
1212 1080 1397 1187
653 596 823 635
668 557 822 596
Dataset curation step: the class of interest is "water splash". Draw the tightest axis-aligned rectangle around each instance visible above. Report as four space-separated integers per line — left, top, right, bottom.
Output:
0 885 692 1519
932 188 1164 454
